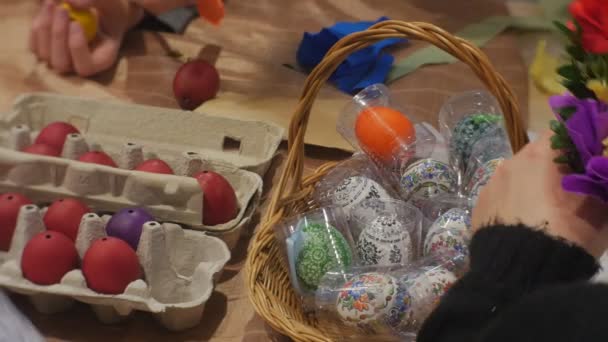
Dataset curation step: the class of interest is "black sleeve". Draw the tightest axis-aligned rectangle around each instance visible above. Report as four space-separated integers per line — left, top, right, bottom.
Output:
417 224 603 342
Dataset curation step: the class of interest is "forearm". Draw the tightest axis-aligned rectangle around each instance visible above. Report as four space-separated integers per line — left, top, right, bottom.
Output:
417 224 599 342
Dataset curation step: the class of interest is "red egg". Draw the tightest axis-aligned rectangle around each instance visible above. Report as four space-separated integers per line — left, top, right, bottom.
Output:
21 231 78 285
78 151 117 167
34 122 79 152
0 193 33 251
22 143 61 157
44 198 90 241
173 60 220 110
134 159 174 175
193 171 238 225
82 237 142 294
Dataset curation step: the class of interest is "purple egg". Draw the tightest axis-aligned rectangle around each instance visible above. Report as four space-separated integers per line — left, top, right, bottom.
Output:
105 207 154 250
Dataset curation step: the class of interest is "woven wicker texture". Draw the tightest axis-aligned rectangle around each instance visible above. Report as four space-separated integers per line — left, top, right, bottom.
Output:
245 20 528 341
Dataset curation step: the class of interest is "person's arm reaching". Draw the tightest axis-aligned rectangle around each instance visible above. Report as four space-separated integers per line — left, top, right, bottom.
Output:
418 131 608 342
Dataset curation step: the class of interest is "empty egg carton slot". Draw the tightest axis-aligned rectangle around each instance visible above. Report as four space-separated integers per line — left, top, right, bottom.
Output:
0 205 230 331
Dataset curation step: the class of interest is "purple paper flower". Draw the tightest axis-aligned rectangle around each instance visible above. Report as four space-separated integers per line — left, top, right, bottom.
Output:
550 94 608 201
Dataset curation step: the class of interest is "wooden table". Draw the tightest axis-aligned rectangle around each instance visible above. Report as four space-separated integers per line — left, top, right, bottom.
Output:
0 0 528 341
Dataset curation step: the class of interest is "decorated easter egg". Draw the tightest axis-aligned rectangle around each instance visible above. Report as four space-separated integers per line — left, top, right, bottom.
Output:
449 114 501 170
78 151 117 167
134 159 174 174
386 281 414 330
22 143 61 157
105 207 154 250
44 198 91 241
356 214 413 266
336 273 398 327
468 158 504 203
21 231 78 285
397 266 457 327
330 176 394 229
0 193 32 251
35 122 79 152
424 208 471 257
295 223 352 290
82 237 142 294
400 159 456 201
355 107 415 163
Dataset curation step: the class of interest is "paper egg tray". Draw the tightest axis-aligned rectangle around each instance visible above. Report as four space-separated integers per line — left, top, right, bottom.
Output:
0 94 267 246
0 204 231 331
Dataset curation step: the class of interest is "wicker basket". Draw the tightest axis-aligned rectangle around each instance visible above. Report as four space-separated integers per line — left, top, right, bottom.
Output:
245 20 529 341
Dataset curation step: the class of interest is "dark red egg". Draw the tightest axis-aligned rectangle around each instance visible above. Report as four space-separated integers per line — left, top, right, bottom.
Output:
21 231 78 285
173 60 220 110
0 193 33 251
193 170 238 226
82 237 142 294
134 159 174 175
78 151 117 167
44 198 90 241
34 122 79 152
22 143 61 157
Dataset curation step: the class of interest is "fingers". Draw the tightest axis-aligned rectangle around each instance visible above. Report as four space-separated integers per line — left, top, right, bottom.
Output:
68 23 119 77
65 0 95 9
32 0 54 61
50 5 72 73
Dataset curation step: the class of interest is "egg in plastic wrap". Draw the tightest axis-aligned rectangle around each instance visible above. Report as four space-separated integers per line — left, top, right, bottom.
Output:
335 273 398 328
449 113 503 172
291 223 353 291
423 208 471 258
399 158 457 203
467 158 504 204
356 214 414 266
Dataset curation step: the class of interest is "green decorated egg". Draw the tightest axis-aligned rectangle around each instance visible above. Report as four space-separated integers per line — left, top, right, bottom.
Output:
295 223 352 290
449 114 502 171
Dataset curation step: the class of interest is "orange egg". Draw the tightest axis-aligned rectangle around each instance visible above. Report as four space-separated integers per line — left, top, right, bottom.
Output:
354 106 415 162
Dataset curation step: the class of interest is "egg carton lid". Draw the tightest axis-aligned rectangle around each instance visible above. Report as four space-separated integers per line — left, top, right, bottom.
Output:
3 93 283 176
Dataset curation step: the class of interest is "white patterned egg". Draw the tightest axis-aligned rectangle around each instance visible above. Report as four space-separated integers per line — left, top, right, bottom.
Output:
397 266 457 328
356 214 413 266
336 273 398 327
424 208 471 257
400 159 457 201
468 158 504 204
331 175 394 228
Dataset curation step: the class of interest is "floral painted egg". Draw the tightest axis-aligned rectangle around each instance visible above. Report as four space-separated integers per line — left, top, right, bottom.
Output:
295 223 353 290
397 266 457 328
331 176 392 212
386 281 414 330
424 208 471 257
399 159 456 201
336 273 397 327
356 214 413 266
449 114 502 171
468 158 504 203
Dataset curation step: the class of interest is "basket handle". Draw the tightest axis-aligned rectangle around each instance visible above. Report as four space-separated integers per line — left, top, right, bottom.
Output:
267 20 528 217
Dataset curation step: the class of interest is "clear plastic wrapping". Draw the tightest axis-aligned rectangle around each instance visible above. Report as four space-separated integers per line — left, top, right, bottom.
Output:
350 199 423 267
438 90 507 187
314 251 468 341
337 84 437 179
274 206 357 309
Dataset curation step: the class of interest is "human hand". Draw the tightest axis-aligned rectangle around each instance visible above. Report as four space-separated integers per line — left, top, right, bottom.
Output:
472 130 608 258
29 0 143 76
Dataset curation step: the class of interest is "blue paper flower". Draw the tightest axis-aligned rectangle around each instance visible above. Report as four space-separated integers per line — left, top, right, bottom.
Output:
296 17 406 94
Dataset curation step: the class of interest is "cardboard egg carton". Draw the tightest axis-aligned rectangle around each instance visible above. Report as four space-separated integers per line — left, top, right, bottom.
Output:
0 93 270 247
3 93 283 176
0 204 231 331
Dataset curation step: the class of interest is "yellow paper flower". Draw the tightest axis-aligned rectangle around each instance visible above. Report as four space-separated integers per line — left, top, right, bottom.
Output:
587 80 608 104
61 2 98 43
529 40 566 95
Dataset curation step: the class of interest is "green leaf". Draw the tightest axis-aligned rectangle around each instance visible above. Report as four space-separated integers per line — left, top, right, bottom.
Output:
554 21 574 40
551 134 574 149
563 80 596 99
553 154 570 164
549 120 569 137
557 106 577 121
566 45 586 62
557 64 581 80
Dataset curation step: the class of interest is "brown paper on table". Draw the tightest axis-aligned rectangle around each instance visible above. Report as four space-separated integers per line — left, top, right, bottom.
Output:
189 0 529 152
